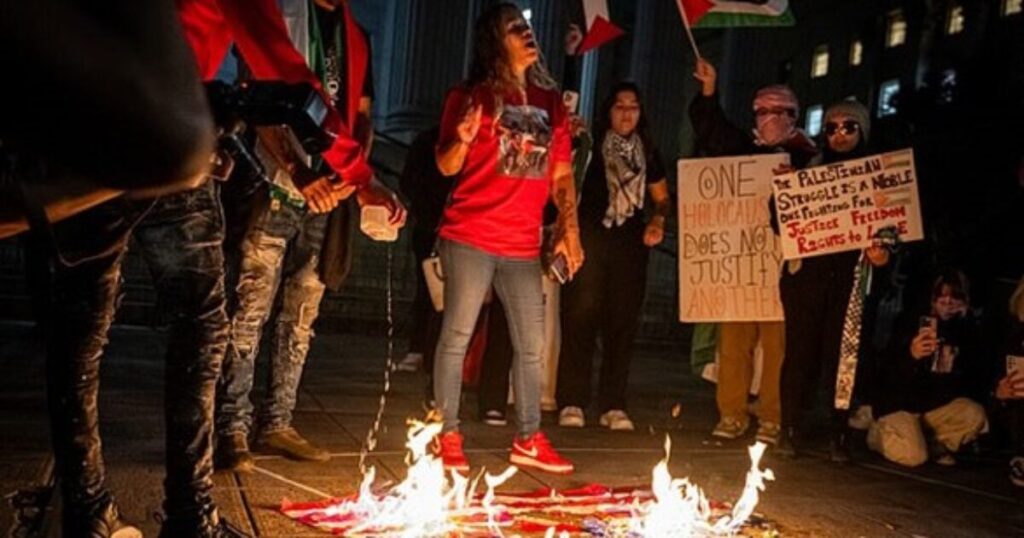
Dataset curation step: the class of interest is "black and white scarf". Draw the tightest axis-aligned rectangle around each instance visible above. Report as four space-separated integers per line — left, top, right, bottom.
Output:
601 131 646 228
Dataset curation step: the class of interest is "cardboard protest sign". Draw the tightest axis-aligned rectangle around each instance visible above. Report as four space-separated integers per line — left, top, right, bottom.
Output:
678 154 787 322
772 149 923 259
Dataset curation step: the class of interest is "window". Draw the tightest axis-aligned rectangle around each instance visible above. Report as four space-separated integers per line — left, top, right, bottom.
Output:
887 10 907 48
946 4 965 35
811 45 829 78
806 105 824 136
878 79 901 117
850 40 863 66
1004 0 1022 15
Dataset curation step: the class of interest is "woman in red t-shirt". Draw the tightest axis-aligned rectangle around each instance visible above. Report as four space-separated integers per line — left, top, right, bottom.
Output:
431 3 584 475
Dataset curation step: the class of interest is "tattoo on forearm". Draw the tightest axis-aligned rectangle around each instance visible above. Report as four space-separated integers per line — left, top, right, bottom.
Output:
553 181 578 231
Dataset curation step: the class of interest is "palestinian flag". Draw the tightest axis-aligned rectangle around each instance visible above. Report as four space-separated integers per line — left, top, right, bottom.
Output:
677 0 795 28
576 0 625 54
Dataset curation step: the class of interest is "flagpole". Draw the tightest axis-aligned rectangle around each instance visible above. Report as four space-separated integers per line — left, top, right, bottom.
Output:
676 0 703 59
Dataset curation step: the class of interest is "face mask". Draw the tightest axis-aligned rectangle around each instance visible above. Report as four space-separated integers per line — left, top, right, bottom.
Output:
755 112 796 146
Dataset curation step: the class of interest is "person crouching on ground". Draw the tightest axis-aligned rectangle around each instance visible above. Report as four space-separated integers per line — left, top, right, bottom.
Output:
869 269 989 467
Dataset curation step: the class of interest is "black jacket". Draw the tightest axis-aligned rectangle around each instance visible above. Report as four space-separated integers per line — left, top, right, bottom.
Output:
688 93 817 168
398 127 452 261
875 311 989 416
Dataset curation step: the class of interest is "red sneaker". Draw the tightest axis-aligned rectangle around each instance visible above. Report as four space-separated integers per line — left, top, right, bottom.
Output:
432 431 470 473
509 431 574 475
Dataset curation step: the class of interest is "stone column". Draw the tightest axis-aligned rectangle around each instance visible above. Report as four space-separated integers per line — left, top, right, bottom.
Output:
377 0 475 138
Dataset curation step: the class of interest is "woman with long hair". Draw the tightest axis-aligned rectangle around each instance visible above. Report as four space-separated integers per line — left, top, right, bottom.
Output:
556 82 671 431
431 3 584 475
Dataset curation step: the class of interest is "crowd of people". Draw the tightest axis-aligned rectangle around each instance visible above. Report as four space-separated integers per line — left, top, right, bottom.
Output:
3 1 1022 537
6 0 403 536
396 3 1024 494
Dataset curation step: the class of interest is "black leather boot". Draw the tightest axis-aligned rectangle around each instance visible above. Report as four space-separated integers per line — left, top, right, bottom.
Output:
158 505 250 538
829 429 852 464
774 426 799 459
65 497 141 538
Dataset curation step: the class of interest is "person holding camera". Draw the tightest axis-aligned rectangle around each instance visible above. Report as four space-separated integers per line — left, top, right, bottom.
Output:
431 3 583 475
214 0 396 475
17 0 403 535
868 269 989 467
555 82 669 432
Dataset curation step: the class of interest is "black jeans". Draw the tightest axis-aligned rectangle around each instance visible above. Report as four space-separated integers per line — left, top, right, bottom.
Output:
39 181 228 524
43 224 127 520
556 222 648 413
779 252 860 432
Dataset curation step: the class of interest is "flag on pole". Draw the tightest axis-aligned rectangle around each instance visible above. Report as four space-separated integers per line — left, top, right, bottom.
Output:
676 0 795 29
576 0 625 55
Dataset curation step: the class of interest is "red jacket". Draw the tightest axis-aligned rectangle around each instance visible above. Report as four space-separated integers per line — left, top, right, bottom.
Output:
175 0 371 187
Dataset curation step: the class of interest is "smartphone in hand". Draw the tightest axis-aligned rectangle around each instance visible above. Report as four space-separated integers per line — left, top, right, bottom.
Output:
919 315 938 340
549 252 569 284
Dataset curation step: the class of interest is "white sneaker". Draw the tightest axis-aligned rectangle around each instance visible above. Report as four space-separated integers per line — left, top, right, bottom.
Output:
395 353 423 372
482 409 508 427
558 406 585 428
599 410 635 431
848 404 874 431
1010 456 1024 487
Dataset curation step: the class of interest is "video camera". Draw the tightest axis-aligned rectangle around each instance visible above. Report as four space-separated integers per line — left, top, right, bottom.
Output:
205 81 333 154
205 81 335 185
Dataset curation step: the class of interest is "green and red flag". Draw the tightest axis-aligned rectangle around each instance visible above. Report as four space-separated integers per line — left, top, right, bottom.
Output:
576 0 626 54
676 0 795 28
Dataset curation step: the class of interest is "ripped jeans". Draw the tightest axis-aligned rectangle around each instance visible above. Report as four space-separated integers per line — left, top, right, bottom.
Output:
217 200 328 436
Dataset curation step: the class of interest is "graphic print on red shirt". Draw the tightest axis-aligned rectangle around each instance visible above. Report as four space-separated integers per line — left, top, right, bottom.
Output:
437 84 571 259
496 104 553 179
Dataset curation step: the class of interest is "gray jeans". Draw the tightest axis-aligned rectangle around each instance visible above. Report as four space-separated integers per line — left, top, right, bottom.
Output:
433 239 545 436
217 200 328 436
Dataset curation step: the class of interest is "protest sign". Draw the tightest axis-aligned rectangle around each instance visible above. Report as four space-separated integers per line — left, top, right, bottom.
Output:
772 149 923 259
678 154 787 322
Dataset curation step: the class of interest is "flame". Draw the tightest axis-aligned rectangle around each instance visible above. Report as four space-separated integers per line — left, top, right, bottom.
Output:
305 422 772 537
338 420 518 537
628 436 774 537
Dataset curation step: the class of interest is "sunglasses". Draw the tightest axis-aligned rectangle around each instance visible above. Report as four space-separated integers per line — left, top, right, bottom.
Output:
824 120 860 136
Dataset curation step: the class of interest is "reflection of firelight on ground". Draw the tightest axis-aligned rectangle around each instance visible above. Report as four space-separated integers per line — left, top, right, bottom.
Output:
281 421 777 537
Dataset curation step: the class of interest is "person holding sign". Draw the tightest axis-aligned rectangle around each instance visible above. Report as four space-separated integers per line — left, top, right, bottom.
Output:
689 59 816 445
775 100 892 462
431 3 583 475
556 82 670 431
868 270 989 468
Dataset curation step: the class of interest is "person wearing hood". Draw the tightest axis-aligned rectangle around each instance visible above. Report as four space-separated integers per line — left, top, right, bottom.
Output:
774 100 892 462
688 59 816 446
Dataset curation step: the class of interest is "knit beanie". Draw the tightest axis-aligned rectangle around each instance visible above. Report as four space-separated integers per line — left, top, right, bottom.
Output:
824 100 871 142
